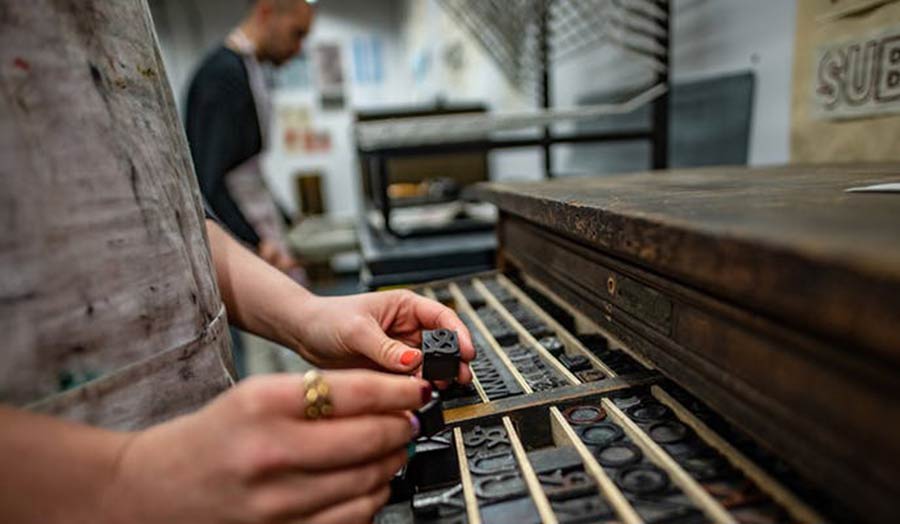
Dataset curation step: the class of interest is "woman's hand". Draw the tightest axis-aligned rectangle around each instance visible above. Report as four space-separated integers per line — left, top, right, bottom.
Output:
293 290 476 383
105 371 430 524
206 221 474 381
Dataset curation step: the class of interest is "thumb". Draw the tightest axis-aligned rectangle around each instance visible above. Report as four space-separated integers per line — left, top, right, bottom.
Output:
352 318 422 373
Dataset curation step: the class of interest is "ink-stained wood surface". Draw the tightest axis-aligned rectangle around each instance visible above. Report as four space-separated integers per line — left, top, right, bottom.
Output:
474 165 900 362
473 166 900 522
0 0 235 428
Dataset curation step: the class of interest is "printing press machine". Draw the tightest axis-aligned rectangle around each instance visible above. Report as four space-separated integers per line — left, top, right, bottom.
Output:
376 165 900 524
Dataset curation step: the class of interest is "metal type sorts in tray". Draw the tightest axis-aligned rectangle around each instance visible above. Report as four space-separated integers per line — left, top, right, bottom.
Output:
381 275 845 523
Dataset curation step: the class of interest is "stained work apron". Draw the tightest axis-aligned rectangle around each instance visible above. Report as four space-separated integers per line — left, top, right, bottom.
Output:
0 0 235 430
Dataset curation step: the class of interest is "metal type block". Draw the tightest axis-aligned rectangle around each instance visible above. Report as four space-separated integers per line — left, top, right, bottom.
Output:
464 424 511 458
479 495 541 524
594 441 643 468
647 420 690 444
627 401 672 423
616 464 670 495
415 391 445 438
388 473 414 505
539 336 565 357
552 494 616 523
491 329 519 347
526 446 584 474
562 405 606 426
539 469 597 501
576 369 606 382
422 329 460 381
608 390 644 409
474 471 527 504
504 302 553 338
468 450 518 476
660 439 706 459
577 422 624 448
679 453 734 482
374 501 412 524
628 497 704 524
475 307 519 346
407 431 459 491
461 313 523 400
559 354 591 372
412 484 466 518
457 282 486 308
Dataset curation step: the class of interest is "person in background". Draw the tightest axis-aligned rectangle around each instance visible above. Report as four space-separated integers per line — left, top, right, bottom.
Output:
185 0 313 272
185 0 316 374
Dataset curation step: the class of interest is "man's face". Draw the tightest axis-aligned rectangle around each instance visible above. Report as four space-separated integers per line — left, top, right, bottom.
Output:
261 2 314 67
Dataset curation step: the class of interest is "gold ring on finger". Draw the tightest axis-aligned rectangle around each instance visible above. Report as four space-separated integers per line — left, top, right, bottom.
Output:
302 370 333 420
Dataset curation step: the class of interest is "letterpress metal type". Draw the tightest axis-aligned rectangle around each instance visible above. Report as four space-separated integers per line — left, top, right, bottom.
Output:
415 390 445 438
406 431 459 491
422 329 460 381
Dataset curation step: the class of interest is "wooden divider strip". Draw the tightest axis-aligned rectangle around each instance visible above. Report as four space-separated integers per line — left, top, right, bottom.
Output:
422 287 438 301
473 278 581 385
502 416 559 524
651 386 825 524
496 274 618 377
467 368 490 404
520 272 656 370
449 282 533 395
453 427 482 524
548 407 644 524
601 399 738 524
443 371 660 424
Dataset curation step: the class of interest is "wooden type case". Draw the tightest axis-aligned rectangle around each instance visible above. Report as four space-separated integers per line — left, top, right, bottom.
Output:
378 166 900 524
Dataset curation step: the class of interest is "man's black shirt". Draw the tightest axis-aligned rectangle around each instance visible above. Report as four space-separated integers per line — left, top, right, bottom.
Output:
185 46 262 247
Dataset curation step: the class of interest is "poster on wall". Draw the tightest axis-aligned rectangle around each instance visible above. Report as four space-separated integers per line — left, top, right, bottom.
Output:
278 104 332 154
812 24 900 120
791 0 900 163
314 42 346 110
352 35 384 85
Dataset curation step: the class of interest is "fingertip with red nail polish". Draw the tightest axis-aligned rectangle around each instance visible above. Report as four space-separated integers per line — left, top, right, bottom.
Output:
400 350 419 366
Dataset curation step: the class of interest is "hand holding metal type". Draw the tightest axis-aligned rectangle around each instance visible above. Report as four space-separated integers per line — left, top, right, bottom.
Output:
101 370 429 524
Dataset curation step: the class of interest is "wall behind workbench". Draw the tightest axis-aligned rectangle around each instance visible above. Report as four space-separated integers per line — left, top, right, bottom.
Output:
150 0 797 218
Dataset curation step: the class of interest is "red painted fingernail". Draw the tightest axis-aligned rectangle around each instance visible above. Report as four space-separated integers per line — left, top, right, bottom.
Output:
420 383 433 405
400 350 419 366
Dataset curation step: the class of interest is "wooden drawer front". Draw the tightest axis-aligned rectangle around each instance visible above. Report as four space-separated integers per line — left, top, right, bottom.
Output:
499 214 900 522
